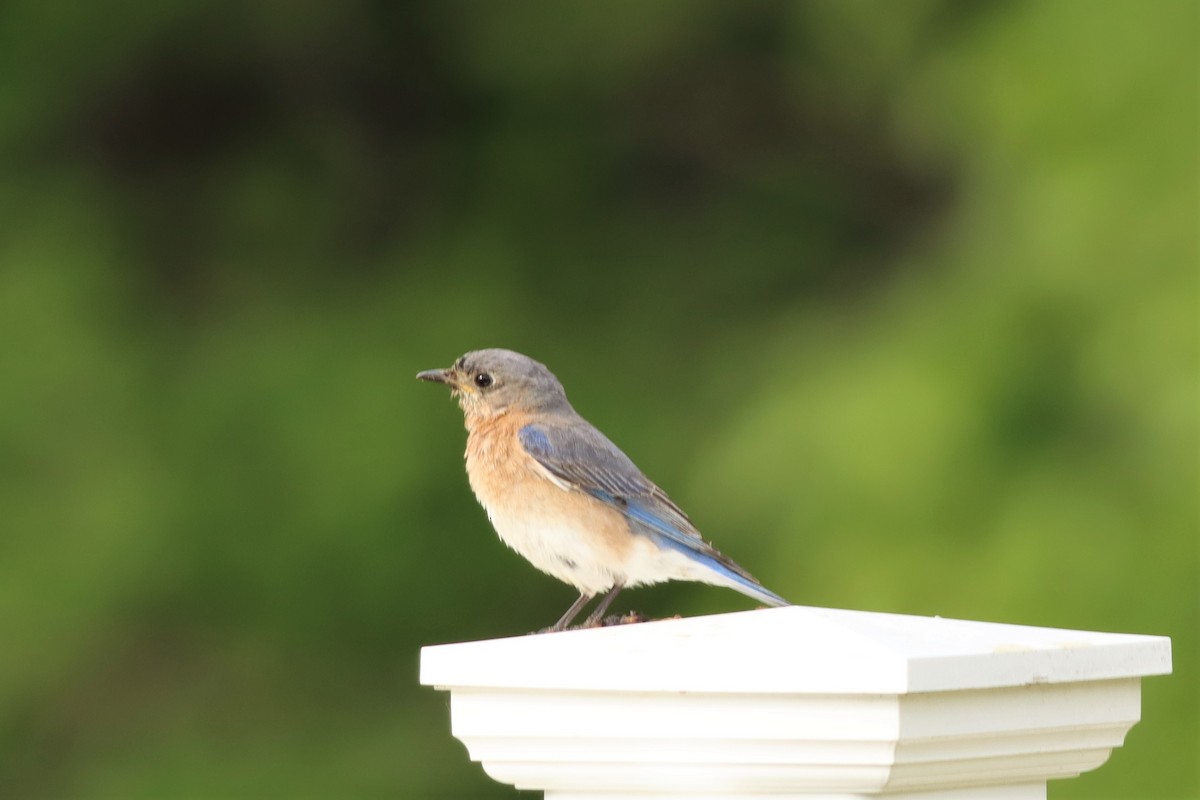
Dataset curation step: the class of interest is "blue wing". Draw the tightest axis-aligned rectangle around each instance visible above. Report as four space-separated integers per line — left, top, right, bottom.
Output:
518 420 788 607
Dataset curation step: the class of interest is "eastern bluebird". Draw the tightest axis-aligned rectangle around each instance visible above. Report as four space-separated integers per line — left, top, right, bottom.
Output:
418 348 789 632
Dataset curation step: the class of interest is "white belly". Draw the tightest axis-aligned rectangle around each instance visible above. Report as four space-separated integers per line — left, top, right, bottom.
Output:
482 499 624 595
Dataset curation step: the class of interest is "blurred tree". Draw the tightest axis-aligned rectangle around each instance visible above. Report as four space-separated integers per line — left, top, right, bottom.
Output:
0 1 1194 798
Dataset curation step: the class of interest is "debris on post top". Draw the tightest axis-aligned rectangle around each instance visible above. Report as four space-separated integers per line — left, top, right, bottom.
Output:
420 606 1171 800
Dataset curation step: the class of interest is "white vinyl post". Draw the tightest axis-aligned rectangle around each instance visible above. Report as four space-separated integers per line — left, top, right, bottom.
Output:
420 606 1171 800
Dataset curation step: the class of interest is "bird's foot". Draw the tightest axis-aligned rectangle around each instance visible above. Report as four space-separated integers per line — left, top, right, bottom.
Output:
531 610 679 634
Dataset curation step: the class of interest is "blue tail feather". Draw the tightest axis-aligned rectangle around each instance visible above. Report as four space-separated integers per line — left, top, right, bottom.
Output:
589 489 790 608
659 539 790 607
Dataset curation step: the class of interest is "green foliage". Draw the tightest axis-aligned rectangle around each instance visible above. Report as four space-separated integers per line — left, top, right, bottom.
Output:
1 1 1195 798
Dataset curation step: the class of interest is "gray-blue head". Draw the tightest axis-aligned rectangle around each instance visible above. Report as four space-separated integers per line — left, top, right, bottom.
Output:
417 348 571 420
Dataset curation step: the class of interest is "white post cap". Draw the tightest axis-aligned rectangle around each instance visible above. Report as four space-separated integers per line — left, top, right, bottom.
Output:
421 606 1171 799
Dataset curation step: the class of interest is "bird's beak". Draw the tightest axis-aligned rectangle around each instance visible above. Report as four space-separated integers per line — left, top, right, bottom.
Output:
416 367 454 386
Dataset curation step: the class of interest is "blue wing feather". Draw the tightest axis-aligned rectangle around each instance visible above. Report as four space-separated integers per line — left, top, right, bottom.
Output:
518 420 788 607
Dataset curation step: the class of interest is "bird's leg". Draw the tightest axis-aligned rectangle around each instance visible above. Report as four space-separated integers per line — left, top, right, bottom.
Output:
581 583 624 628
546 591 594 632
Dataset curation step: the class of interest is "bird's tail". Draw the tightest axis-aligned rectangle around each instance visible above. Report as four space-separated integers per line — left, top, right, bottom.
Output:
685 550 790 607
621 499 790 608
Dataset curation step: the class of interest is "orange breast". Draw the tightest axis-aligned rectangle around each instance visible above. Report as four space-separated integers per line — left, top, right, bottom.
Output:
460 411 640 594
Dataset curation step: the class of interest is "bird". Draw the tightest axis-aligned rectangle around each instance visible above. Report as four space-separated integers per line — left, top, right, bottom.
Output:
417 348 789 632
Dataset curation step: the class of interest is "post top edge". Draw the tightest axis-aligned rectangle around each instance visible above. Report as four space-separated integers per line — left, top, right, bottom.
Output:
419 606 1172 694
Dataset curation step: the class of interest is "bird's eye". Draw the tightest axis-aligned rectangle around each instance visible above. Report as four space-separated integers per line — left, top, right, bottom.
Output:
474 372 493 388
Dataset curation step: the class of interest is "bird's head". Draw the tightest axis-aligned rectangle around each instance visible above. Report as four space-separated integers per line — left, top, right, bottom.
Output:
417 349 571 421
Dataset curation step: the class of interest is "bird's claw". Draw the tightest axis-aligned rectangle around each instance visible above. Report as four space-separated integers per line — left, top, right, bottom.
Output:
531 609 660 634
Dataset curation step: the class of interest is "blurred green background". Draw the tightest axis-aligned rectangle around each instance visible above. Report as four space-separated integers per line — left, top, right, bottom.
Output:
1 1 1195 798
